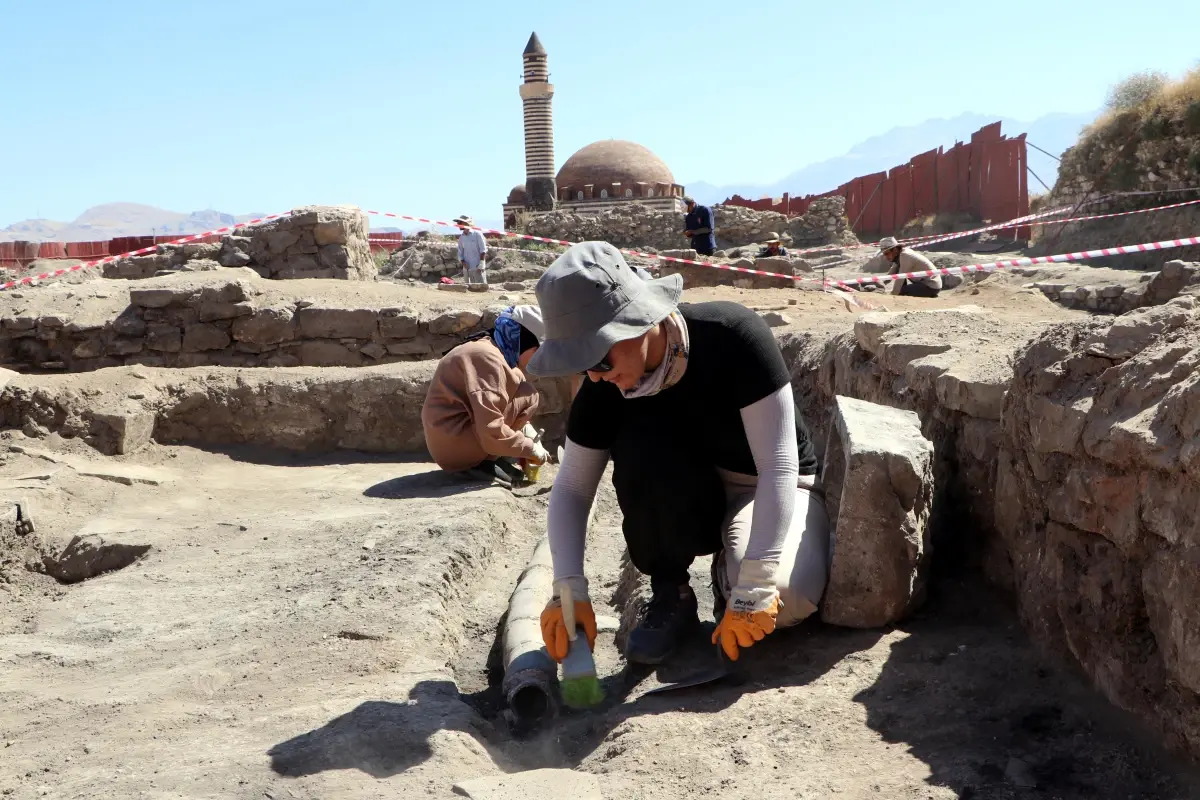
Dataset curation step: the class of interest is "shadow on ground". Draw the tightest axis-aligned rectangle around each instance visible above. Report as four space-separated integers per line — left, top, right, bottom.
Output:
267 680 486 779
855 576 1200 799
363 470 500 500
460 615 883 772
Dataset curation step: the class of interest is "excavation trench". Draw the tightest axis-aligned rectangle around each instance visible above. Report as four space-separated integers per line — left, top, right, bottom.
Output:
4 286 1200 795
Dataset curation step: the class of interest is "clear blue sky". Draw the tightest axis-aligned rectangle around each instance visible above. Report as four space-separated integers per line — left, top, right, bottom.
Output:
1 0 1196 228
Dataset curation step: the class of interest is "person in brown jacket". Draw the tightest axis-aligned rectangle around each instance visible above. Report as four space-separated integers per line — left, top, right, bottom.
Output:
421 305 549 485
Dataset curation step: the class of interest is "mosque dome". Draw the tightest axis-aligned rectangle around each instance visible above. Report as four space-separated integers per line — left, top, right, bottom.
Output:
555 140 676 189
507 183 527 204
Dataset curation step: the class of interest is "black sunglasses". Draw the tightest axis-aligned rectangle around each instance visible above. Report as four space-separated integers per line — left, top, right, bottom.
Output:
580 356 613 375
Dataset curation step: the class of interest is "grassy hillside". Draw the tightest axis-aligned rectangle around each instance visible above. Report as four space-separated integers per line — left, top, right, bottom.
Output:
1058 68 1200 193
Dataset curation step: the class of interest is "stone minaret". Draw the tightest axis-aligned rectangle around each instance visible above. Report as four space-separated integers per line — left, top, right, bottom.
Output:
519 32 556 211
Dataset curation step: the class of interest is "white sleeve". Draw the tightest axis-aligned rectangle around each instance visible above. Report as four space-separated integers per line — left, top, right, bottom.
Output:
547 437 610 580
738 383 800 565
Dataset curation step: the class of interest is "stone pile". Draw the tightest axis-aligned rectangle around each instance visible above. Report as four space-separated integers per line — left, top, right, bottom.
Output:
785 196 858 248
382 238 557 283
522 201 855 252
1031 260 1200 313
103 206 375 282
0 271 503 371
102 241 225 280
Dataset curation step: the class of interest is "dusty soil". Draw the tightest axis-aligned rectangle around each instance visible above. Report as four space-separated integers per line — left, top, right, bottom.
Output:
0 266 1194 798
1 431 1198 799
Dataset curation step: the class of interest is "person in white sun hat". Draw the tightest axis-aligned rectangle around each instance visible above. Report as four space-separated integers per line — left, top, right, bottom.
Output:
454 215 489 285
528 240 831 667
864 237 942 297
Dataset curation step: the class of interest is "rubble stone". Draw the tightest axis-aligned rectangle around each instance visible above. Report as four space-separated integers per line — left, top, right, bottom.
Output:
41 534 152 584
820 396 934 628
90 408 156 455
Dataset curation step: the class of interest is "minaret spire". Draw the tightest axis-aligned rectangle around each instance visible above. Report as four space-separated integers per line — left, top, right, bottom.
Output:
519 32 556 211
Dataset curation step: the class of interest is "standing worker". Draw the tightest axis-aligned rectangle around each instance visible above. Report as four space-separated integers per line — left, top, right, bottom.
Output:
864 237 942 297
421 305 549 487
528 241 831 666
455 216 489 285
681 196 717 256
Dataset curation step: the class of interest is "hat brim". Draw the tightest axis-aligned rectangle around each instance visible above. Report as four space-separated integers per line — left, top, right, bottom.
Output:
526 273 683 378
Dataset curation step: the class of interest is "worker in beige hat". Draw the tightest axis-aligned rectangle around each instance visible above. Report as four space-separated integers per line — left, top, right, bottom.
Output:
454 215 489 285
758 234 788 258
864 237 942 297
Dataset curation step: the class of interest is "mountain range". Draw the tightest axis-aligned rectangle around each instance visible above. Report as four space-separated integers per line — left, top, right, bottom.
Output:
0 203 268 243
683 110 1099 206
2 111 1099 241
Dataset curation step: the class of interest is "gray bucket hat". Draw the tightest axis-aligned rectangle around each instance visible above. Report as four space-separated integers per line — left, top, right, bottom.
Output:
527 241 683 378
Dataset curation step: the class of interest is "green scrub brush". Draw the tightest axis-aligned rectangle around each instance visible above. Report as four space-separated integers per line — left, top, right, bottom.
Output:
557 579 604 709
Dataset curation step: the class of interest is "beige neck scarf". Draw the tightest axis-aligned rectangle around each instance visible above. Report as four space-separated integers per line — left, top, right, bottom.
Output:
622 311 690 399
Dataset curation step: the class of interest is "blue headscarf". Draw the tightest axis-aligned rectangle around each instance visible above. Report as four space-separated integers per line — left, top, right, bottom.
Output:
492 307 524 368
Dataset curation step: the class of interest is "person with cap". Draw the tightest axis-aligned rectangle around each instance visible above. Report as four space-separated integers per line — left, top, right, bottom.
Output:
455 216 489 285
529 241 830 666
421 305 549 487
864 237 942 297
681 196 717 256
758 234 788 258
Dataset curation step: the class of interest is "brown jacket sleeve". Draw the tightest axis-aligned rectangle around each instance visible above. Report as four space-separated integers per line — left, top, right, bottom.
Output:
468 390 540 460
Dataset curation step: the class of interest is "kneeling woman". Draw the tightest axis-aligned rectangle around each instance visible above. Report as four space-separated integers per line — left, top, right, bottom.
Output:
421 305 549 485
530 242 830 665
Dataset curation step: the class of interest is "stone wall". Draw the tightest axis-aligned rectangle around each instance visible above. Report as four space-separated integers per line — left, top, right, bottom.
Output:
997 296 1200 755
0 361 574 457
777 298 1200 759
382 238 557 282
0 271 505 372
521 200 855 252
1030 260 1200 313
1038 113 1200 266
103 206 375 282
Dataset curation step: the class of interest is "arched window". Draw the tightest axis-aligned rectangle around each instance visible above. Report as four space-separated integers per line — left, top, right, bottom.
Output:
646 188 655 197
577 191 584 200
625 188 633 198
600 189 608 199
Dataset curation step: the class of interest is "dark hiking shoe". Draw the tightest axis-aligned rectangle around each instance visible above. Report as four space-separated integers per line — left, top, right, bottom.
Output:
462 460 514 488
710 551 727 622
625 582 699 665
494 457 526 484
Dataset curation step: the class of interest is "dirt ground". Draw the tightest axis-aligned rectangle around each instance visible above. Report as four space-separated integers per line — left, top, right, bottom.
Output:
0 273 1196 799
2 427 1198 799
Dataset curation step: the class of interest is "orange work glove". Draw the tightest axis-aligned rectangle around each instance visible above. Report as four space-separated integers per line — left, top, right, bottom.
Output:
711 559 780 662
540 576 598 663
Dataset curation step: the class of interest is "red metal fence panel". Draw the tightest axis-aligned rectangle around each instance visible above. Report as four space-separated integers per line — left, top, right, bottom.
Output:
910 148 939 219
890 164 914 236
858 171 886 235
936 145 961 213
879 176 896 237
719 122 1029 242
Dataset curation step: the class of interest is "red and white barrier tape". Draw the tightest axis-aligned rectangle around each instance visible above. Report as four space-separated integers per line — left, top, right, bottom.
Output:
891 196 1200 251
0 213 290 292
369 210 1200 288
821 235 1200 289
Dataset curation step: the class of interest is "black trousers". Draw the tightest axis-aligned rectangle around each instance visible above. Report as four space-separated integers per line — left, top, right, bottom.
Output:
693 245 715 256
609 411 726 586
898 280 940 298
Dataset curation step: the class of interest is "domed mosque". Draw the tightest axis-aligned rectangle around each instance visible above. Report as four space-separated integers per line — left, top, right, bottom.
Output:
502 33 686 225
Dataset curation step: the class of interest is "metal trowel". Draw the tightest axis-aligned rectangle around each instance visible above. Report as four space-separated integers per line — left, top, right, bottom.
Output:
642 649 737 696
